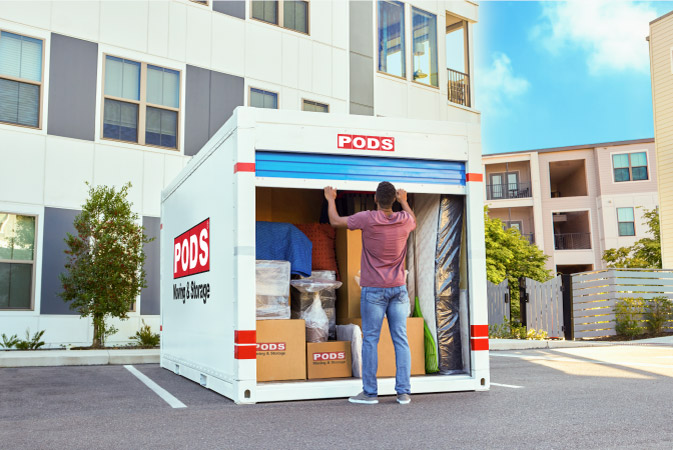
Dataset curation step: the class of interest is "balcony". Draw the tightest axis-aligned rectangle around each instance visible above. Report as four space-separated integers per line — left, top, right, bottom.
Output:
554 232 591 250
486 182 532 200
521 233 535 245
447 68 470 107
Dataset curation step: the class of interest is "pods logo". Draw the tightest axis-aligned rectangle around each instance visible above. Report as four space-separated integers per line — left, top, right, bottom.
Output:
313 352 346 361
257 343 286 351
174 219 210 279
337 134 395 152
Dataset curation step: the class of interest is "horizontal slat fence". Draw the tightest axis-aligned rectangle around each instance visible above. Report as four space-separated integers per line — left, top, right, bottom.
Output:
572 269 673 339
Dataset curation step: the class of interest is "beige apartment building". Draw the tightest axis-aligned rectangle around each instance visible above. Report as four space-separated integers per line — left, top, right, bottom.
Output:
483 139 658 274
649 12 673 268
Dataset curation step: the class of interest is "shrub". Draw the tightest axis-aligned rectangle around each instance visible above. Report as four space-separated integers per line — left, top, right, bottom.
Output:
129 320 160 348
614 297 645 339
489 317 547 340
14 329 46 350
644 296 673 335
1 333 19 349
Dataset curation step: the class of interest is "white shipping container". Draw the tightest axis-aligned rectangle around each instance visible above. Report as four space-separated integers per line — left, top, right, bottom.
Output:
160 107 489 404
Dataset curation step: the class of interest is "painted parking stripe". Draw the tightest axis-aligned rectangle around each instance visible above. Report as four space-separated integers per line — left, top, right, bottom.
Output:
490 382 524 389
124 365 186 409
491 353 673 369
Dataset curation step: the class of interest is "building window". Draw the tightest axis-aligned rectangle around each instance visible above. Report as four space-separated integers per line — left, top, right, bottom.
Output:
0 213 36 310
302 99 328 113
251 0 309 34
250 88 278 109
102 55 180 150
412 8 438 87
613 152 648 182
617 208 635 236
0 31 44 129
378 1 405 78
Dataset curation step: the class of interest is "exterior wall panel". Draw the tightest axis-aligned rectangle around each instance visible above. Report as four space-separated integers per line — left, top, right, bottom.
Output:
141 216 160 315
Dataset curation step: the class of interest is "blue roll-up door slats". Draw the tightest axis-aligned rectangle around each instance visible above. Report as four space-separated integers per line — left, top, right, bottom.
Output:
255 151 466 185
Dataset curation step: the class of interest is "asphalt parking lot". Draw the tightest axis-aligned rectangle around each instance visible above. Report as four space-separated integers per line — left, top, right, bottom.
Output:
1 345 672 450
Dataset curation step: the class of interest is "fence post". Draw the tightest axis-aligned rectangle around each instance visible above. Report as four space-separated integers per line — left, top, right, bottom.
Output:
519 277 527 326
561 274 574 340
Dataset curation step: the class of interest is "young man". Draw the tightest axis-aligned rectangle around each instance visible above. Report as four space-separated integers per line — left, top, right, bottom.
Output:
324 182 416 405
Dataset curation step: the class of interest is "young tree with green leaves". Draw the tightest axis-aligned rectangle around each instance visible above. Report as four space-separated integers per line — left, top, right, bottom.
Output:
484 208 552 317
603 207 661 269
60 183 152 348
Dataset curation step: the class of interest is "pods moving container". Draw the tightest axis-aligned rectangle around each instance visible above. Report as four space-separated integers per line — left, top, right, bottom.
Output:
160 107 489 404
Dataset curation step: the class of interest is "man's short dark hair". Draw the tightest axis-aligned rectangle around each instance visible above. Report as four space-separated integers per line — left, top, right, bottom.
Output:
376 181 396 208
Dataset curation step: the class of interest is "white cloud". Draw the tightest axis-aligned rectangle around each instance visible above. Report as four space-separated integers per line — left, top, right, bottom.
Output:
531 0 658 75
476 52 530 114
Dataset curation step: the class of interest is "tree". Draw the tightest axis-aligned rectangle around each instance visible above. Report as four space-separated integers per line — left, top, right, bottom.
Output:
484 208 552 317
603 207 661 269
60 183 152 348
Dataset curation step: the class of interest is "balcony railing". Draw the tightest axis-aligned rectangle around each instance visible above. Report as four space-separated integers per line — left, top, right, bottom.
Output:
486 182 532 200
554 233 591 250
447 68 470 107
521 233 535 245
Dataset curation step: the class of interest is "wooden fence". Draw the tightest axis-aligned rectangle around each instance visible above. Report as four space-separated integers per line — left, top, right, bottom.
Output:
524 276 564 338
572 269 673 339
487 279 509 326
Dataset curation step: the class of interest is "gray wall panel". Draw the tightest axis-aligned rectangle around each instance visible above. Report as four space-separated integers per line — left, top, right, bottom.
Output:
209 71 244 137
47 33 98 141
140 216 160 315
349 0 373 58
213 0 245 19
40 207 80 315
349 53 374 112
349 103 374 116
184 65 212 156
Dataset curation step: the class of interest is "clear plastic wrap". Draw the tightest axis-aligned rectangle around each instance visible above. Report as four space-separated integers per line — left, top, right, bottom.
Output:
255 260 291 320
290 278 343 343
336 324 363 378
292 270 338 339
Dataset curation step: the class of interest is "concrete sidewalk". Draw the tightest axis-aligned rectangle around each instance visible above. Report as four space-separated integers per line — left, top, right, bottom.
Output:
0 349 159 368
490 335 673 351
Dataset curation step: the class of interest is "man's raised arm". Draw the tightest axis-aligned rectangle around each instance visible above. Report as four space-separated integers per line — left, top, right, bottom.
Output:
396 189 416 224
324 186 349 228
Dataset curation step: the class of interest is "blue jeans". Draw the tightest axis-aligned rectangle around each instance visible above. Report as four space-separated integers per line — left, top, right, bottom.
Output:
360 285 411 396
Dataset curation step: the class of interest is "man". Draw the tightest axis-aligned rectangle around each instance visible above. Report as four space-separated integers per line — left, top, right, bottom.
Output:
324 182 416 405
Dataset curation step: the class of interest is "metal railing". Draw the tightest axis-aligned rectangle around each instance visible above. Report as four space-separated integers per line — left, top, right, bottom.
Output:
521 233 535 245
486 182 532 200
554 233 591 250
447 68 470 107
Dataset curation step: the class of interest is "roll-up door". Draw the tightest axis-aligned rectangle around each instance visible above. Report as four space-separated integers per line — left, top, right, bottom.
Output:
255 152 465 185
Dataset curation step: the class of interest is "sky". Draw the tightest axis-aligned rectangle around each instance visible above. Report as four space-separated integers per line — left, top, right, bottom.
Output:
473 1 673 155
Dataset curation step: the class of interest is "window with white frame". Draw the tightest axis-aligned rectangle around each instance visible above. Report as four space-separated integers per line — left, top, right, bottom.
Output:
250 88 278 109
302 99 328 112
0 213 36 310
102 55 180 150
612 152 648 182
378 1 405 78
617 207 635 236
251 0 309 34
412 8 438 87
0 31 44 128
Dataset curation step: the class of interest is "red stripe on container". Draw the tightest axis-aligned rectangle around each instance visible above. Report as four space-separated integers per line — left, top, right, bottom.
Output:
470 338 489 351
234 345 257 360
471 325 489 338
234 162 255 174
235 330 256 344
466 173 483 182
160 325 163 332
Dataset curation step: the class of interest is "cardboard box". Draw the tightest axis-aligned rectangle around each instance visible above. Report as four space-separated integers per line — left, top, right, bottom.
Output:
256 319 306 382
306 341 352 379
341 317 424 377
335 228 362 320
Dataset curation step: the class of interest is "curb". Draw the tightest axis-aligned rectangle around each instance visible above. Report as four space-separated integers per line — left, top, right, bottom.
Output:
0 349 160 368
489 338 673 351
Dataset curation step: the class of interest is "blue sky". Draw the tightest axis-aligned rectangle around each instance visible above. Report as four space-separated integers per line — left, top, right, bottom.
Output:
473 1 673 155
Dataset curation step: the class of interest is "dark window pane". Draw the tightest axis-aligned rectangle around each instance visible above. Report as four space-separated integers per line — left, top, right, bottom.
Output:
632 166 648 181
614 168 630 182
146 106 177 149
0 78 39 127
252 1 277 24
250 88 278 109
0 263 32 309
284 0 308 33
103 99 138 142
618 222 635 236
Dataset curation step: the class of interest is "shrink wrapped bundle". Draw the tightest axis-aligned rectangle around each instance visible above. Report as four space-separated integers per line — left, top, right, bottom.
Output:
256 260 291 320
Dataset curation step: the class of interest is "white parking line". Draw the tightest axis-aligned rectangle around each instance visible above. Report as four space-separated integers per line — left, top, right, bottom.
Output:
490 382 524 389
491 353 673 369
124 365 186 409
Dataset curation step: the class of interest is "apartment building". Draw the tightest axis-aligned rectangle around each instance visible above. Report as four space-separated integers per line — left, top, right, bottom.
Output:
0 0 481 345
649 12 673 269
483 139 658 275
